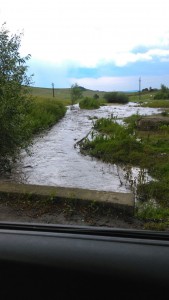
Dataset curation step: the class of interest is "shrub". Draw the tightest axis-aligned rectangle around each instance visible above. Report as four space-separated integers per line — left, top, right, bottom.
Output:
81 118 143 164
79 97 100 109
27 98 66 134
154 84 169 100
154 92 169 100
104 92 129 104
93 94 99 99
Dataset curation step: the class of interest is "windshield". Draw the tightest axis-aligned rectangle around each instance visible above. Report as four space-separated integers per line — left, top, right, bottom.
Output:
1 0 169 231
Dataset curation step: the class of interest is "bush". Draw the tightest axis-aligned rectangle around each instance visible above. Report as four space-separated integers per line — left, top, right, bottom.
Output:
81 118 143 164
93 94 99 99
154 92 169 100
27 98 66 134
79 97 100 109
104 92 129 104
154 84 169 100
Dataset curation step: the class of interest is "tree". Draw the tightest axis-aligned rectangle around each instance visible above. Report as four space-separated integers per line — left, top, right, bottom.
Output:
0 24 33 172
70 83 83 106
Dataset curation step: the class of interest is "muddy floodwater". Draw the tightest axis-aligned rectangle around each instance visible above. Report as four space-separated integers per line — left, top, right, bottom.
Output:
11 103 161 192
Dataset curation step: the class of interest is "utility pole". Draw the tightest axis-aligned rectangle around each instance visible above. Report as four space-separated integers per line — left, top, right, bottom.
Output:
52 83 55 97
139 77 141 101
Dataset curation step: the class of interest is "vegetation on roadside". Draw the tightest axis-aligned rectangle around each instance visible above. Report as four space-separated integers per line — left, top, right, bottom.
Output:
79 97 100 109
26 98 66 135
0 24 33 172
0 25 66 173
136 201 169 231
79 113 169 229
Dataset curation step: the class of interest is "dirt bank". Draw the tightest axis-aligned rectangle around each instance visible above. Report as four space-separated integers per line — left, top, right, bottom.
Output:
0 200 144 229
137 115 169 130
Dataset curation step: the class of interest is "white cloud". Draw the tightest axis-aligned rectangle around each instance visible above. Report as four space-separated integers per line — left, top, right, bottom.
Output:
147 49 169 60
69 75 169 91
113 49 169 67
1 0 169 67
69 76 139 91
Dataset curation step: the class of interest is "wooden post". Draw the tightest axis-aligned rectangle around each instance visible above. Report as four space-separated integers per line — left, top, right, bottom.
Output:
52 83 55 97
139 77 141 100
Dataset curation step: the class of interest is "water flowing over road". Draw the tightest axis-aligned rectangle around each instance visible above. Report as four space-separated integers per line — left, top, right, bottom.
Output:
11 103 161 192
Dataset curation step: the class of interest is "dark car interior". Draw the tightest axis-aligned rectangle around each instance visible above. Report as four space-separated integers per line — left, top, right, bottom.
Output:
0 222 169 299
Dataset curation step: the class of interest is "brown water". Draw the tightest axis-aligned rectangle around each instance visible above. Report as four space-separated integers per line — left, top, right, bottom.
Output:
11 103 160 192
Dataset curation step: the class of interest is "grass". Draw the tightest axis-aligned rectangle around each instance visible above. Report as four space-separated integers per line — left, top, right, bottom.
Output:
128 91 157 103
80 118 144 165
142 100 169 108
30 87 169 109
128 91 169 108
79 113 169 228
136 201 169 221
23 97 67 140
136 201 169 230
79 97 100 109
29 86 106 105
28 98 66 134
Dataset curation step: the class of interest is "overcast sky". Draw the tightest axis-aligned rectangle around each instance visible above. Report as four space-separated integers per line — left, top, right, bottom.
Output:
1 0 169 91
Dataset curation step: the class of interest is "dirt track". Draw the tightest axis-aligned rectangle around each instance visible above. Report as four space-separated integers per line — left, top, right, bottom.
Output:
0 200 144 229
0 182 144 229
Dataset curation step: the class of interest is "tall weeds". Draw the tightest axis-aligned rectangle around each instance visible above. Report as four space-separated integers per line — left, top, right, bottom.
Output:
79 97 100 109
26 97 67 135
79 115 169 224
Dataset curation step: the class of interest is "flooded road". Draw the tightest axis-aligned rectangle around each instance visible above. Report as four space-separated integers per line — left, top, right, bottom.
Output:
11 103 161 192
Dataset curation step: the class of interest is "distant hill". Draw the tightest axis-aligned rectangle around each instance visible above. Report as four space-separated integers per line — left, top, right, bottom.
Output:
29 86 106 102
78 86 87 91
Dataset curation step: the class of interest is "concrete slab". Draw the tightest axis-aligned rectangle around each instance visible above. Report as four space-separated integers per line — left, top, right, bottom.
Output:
0 182 134 215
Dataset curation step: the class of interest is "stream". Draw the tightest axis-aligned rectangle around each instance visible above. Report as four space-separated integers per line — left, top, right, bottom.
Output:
11 103 161 192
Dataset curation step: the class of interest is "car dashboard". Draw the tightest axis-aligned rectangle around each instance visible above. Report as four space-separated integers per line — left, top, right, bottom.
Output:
0 223 168 299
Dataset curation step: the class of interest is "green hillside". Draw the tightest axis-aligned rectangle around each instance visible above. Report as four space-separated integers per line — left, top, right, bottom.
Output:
29 86 105 105
29 86 168 108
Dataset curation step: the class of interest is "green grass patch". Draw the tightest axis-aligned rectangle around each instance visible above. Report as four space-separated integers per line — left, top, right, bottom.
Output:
24 97 67 136
128 91 157 103
81 118 144 164
136 201 169 230
79 97 100 109
124 114 142 131
29 86 106 105
142 100 169 108
136 201 169 221
128 90 169 109
128 90 169 108
79 115 169 225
